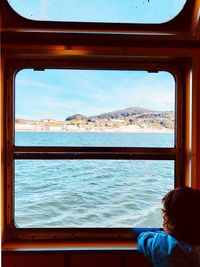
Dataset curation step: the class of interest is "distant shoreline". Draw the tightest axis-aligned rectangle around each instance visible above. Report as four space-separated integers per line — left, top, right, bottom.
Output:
15 107 174 134
15 123 174 133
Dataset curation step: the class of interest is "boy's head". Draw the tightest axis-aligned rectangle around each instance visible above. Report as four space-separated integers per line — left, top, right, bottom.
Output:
162 186 200 245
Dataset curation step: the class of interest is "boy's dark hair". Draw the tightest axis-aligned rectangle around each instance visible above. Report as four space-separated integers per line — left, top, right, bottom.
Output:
162 186 200 245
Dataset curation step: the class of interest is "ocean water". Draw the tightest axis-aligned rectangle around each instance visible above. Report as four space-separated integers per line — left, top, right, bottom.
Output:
15 132 174 228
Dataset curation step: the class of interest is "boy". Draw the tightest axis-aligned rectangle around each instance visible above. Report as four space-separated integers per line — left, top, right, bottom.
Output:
138 187 200 267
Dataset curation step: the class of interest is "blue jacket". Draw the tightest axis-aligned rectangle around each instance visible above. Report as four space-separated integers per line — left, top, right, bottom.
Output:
138 231 200 267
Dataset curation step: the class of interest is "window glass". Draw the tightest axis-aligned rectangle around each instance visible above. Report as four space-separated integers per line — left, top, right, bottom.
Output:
15 160 174 228
15 69 175 147
8 0 187 24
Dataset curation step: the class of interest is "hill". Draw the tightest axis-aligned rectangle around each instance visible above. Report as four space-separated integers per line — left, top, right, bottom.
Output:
89 107 173 120
65 107 174 130
16 107 174 132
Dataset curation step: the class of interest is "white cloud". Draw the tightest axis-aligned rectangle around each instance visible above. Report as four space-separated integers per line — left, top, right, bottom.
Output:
40 0 49 20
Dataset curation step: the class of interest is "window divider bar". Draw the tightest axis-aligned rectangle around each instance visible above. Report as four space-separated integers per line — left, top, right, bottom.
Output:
14 151 176 160
14 146 176 159
14 146 176 153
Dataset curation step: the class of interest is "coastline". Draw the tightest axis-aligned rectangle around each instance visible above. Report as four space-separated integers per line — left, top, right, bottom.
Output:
15 123 174 133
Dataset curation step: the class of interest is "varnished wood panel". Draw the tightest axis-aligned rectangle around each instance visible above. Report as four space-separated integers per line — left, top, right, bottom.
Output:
2 255 65 267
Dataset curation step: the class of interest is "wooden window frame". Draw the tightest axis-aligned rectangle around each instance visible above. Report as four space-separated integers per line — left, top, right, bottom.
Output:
4 58 189 241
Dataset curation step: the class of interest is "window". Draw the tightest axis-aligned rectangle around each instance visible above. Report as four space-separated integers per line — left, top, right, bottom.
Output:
7 0 187 24
6 64 185 239
15 160 174 228
15 69 175 147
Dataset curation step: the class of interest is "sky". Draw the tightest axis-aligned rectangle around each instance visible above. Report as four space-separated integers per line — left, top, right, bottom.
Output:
15 69 175 120
8 0 184 120
8 0 187 23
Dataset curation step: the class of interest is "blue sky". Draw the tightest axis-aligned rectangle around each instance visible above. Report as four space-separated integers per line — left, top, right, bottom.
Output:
8 0 186 23
15 70 175 120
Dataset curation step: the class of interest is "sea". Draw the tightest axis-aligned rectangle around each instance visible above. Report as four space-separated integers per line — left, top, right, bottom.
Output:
15 132 174 228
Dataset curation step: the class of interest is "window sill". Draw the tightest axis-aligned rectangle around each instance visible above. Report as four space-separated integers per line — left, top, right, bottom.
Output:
2 240 138 252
